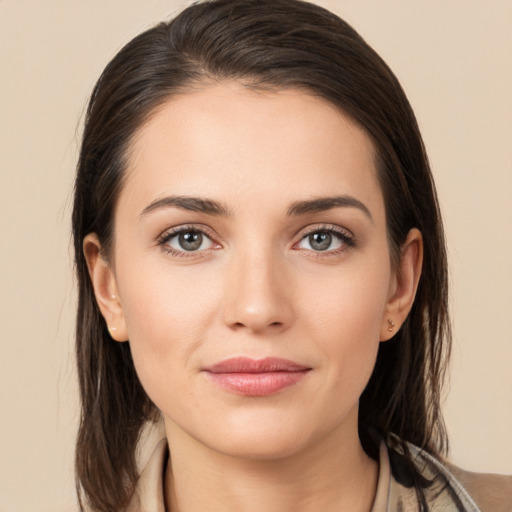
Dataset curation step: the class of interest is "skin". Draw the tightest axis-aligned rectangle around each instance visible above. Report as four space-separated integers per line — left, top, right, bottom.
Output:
85 82 423 512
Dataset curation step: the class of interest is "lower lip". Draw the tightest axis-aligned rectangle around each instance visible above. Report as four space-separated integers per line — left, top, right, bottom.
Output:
205 370 310 396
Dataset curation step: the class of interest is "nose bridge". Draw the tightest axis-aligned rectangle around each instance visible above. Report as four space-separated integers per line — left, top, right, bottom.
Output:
222 239 292 333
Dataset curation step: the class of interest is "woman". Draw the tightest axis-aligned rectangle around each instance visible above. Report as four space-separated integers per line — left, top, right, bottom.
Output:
72 0 512 511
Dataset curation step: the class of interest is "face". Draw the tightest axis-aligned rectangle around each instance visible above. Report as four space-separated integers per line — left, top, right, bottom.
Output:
88 82 418 460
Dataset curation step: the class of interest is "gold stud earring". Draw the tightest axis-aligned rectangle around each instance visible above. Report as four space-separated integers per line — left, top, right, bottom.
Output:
387 319 395 332
111 294 117 299
109 326 117 334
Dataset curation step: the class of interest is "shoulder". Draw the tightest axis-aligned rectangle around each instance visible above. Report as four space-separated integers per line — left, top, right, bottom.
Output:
447 464 512 512
387 439 512 512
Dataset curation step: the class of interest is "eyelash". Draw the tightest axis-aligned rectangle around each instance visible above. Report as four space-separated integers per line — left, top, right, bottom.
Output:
156 224 355 259
295 224 355 256
157 225 220 259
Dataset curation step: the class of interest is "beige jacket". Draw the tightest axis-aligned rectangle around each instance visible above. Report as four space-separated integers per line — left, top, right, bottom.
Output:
127 439 512 512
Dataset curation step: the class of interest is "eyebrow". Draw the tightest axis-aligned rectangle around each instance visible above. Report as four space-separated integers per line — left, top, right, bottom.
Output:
140 195 232 219
139 194 373 222
287 195 373 222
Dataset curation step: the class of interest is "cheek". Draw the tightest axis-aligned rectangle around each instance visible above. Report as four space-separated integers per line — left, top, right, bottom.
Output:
302 262 390 340
119 252 219 332
299 260 390 385
114 257 222 399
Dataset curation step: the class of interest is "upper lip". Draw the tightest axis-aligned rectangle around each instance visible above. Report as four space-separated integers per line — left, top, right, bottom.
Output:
203 357 310 374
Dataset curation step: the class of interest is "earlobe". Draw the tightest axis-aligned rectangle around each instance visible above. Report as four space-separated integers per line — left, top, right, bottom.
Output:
380 228 423 341
83 233 129 342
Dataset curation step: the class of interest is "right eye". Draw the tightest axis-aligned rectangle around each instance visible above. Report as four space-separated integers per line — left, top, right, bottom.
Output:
158 227 219 257
168 230 211 251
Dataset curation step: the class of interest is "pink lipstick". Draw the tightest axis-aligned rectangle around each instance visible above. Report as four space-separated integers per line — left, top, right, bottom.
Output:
203 357 311 396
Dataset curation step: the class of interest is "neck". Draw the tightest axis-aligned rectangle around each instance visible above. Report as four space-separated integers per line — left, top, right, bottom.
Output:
163 411 378 512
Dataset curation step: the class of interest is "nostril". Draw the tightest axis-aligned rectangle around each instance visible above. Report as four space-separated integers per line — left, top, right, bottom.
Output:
230 320 284 331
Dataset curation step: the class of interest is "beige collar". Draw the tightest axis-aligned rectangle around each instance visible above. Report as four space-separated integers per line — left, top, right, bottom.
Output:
126 438 167 512
127 437 489 512
127 438 392 512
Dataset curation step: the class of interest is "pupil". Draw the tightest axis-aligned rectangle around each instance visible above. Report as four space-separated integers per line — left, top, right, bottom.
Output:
179 231 202 251
310 232 331 251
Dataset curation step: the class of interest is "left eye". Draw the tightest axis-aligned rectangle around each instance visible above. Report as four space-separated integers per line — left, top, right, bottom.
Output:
165 229 215 252
297 231 346 252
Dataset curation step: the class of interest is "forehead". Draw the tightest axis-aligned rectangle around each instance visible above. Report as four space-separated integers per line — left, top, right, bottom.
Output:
121 82 383 219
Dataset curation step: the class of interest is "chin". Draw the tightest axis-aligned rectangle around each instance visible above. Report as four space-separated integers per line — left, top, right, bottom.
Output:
206 427 312 461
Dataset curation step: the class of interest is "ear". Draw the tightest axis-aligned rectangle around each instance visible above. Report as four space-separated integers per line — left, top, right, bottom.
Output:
380 228 423 341
83 233 128 342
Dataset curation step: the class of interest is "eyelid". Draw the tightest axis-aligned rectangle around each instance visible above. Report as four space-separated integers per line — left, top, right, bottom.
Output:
155 222 354 258
292 223 355 253
157 224 222 257
298 223 353 239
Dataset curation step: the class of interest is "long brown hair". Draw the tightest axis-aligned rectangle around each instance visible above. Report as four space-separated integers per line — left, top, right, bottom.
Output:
72 1 451 510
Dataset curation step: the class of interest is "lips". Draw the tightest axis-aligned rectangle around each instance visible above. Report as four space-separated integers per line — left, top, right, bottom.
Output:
203 357 311 396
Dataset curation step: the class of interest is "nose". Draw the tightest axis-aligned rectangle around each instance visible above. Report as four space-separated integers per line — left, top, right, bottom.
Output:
221 247 294 334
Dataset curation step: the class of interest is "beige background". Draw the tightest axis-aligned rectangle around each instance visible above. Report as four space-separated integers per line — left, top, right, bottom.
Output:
1 0 511 510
